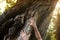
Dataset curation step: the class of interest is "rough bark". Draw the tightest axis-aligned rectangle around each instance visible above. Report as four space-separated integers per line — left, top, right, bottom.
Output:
0 0 58 40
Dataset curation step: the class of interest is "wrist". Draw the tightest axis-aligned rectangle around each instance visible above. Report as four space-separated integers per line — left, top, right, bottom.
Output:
33 26 37 30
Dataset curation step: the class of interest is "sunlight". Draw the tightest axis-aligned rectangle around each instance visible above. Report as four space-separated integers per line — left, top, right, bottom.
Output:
56 0 60 8
55 0 60 14
0 0 7 15
47 0 60 40
12 0 17 3
0 0 17 15
48 0 60 31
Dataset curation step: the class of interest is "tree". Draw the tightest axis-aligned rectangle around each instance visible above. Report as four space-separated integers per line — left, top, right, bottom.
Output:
0 0 58 40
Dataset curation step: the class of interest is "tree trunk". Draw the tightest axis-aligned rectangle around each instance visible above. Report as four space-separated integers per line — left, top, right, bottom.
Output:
0 0 57 40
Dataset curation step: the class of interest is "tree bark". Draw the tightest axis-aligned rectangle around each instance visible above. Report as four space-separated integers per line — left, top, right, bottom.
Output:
0 0 58 40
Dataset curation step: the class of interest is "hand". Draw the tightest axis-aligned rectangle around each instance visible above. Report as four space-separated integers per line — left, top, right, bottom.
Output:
29 17 37 28
20 30 31 40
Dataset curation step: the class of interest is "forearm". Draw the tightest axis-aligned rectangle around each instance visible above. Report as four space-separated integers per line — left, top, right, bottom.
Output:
34 26 42 40
29 17 42 40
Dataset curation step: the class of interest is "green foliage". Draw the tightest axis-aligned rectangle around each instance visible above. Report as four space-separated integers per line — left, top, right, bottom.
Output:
45 32 51 40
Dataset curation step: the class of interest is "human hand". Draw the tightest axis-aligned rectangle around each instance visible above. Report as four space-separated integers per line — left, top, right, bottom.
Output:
20 30 31 40
29 17 37 28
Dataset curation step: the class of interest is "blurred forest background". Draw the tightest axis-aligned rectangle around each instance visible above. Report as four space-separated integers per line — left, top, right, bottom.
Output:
0 0 60 40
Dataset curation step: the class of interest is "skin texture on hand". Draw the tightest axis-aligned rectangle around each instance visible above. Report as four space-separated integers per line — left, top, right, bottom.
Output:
19 17 42 40
29 17 37 28
29 17 42 40
20 30 31 40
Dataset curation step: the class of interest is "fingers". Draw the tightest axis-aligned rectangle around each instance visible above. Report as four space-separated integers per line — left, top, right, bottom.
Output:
20 30 23 34
29 17 34 21
29 17 36 27
25 33 31 40
20 30 31 40
27 33 31 37
29 17 35 25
